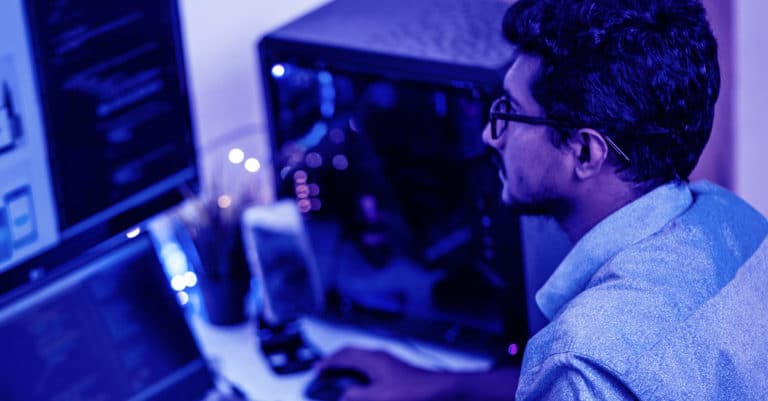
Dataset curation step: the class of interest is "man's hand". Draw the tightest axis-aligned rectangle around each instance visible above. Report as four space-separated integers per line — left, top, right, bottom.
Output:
315 346 457 401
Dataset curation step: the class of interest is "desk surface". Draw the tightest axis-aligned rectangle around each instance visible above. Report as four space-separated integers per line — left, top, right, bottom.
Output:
188 313 492 401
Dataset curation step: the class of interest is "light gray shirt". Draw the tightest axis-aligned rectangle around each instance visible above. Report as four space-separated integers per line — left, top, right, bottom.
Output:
516 181 768 400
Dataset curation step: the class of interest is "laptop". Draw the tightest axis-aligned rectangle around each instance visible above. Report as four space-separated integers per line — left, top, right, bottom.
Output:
0 232 247 401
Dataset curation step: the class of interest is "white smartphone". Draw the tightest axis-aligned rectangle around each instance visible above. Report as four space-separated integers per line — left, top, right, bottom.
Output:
241 200 324 325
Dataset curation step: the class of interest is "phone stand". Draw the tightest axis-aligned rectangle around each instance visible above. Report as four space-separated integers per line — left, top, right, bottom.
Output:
256 315 321 374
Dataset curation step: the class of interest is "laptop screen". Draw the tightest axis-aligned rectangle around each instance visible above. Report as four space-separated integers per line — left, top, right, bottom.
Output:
0 233 215 401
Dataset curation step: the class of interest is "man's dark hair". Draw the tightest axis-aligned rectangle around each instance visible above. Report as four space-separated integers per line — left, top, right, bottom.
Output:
503 0 720 189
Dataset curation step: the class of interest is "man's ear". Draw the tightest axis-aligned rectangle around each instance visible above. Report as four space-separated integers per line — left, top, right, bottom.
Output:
566 128 609 180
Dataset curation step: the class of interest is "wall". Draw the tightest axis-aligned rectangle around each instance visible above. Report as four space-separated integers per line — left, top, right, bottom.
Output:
698 0 768 217
735 0 768 216
692 0 733 190
179 0 331 201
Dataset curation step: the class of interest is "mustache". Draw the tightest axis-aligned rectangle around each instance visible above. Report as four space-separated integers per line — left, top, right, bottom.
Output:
486 146 506 176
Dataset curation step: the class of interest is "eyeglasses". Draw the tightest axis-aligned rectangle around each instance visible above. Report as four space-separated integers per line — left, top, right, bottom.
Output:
489 97 631 163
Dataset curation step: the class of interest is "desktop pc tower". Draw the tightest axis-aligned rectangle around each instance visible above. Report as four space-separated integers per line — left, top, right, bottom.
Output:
258 0 531 359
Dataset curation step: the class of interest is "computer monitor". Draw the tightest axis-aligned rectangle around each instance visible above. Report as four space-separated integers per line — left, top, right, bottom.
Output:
0 233 217 401
259 0 529 358
0 0 197 294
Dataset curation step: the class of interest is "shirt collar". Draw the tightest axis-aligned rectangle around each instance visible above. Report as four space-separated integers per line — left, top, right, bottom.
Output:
535 181 693 320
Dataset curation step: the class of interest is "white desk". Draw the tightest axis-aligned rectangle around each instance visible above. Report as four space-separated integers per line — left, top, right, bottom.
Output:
188 314 493 401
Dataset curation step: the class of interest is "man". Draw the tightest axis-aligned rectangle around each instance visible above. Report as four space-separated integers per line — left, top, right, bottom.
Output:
317 0 768 399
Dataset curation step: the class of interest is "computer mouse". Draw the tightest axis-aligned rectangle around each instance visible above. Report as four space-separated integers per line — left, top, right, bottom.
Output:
304 367 371 401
